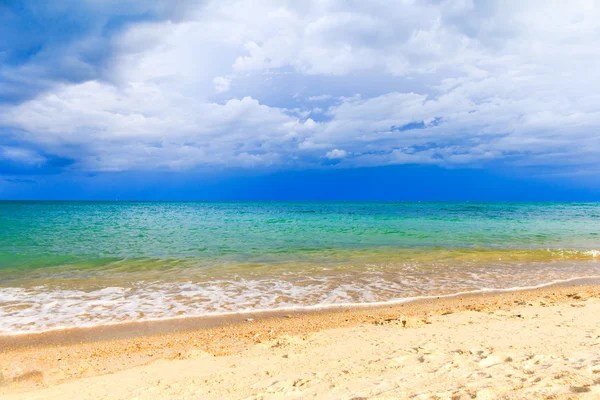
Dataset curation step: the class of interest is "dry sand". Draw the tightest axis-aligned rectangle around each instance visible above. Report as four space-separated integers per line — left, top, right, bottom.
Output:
2 283 600 399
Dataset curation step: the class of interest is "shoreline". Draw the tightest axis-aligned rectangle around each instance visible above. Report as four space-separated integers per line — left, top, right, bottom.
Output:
2 280 600 398
2 275 600 347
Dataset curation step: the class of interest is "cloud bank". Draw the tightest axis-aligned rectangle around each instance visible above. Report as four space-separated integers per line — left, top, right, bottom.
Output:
1 0 599 174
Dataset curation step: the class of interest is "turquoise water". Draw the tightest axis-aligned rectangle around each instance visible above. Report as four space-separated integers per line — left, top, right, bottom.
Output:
1 201 599 334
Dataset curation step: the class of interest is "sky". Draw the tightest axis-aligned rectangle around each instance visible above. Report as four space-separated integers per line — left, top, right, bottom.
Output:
1 0 599 200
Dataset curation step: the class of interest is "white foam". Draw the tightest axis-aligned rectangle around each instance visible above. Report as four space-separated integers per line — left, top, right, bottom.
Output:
585 250 600 257
2 263 600 335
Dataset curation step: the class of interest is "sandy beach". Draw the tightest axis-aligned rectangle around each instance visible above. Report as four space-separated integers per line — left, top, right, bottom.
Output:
3 0 600 396
1 282 600 399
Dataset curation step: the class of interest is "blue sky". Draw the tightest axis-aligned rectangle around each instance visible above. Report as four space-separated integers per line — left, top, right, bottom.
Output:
1 1 599 200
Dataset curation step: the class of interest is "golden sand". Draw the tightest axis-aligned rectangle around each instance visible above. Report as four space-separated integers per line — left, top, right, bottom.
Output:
2 282 600 399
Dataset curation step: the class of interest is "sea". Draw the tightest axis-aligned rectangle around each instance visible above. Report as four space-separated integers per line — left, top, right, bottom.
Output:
1 201 599 335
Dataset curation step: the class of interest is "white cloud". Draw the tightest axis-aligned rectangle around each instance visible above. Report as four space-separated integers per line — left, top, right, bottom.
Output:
213 76 231 93
325 149 347 159
0 146 46 166
307 94 332 102
1 0 600 172
1 81 311 170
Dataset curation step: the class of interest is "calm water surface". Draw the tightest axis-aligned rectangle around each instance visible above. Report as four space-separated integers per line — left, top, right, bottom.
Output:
1 201 599 334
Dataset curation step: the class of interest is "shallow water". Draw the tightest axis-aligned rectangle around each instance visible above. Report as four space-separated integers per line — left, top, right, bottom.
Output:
1 201 599 334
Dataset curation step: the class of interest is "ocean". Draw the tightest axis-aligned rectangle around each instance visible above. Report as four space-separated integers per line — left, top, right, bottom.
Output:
1 201 599 334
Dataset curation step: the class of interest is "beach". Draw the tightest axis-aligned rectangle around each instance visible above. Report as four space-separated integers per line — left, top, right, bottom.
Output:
3 0 600 396
2 0 598 396
2 282 600 399
2 202 600 398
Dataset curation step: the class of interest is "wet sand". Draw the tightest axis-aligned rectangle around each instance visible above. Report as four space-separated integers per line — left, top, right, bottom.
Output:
2 281 600 399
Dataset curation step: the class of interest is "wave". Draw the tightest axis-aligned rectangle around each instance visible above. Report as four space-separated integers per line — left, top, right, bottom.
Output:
2 267 600 336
